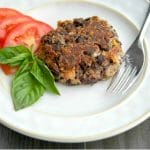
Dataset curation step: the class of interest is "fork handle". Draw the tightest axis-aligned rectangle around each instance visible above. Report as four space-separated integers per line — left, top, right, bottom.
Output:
138 4 150 44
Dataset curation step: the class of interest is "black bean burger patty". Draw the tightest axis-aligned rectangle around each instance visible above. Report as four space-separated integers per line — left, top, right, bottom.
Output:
37 16 123 85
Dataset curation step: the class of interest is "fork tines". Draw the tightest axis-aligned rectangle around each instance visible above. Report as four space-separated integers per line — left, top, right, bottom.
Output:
107 64 137 94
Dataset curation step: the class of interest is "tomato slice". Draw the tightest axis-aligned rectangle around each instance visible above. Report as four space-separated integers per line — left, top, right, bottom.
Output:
0 8 23 47
3 21 52 51
1 64 18 75
0 15 33 44
0 8 22 20
0 39 3 47
0 8 53 75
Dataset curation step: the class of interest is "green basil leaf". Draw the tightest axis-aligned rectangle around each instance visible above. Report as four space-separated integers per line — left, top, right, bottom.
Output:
36 58 55 80
15 59 32 77
12 71 45 110
1 53 30 66
30 58 60 95
0 46 31 66
0 45 30 53
0 45 60 110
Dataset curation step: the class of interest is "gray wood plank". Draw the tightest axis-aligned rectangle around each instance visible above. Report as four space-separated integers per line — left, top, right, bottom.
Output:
86 118 150 149
0 118 149 149
0 124 84 149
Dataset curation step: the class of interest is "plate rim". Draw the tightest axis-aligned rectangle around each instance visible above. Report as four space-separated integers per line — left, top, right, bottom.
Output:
0 111 149 142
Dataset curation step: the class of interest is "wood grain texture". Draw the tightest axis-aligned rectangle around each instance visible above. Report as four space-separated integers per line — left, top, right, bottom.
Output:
0 119 149 149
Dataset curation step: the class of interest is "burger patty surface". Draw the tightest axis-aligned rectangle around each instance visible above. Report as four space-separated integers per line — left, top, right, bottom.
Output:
37 16 123 85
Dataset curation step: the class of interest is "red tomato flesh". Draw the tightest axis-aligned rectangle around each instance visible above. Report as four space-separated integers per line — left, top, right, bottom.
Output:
0 8 53 75
0 39 3 47
0 8 22 21
0 8 24 47
0 15 33 43
1 64 18 75
3 21 52 51
0 8 22 75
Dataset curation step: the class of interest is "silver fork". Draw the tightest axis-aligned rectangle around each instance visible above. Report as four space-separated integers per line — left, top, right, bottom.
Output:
107 4 150 94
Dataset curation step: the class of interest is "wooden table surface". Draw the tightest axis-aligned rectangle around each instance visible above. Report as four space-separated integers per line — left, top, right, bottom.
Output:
0 118 149 149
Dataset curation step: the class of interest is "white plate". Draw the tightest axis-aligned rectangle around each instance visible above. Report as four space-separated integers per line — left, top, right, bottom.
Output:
0 0 149 142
